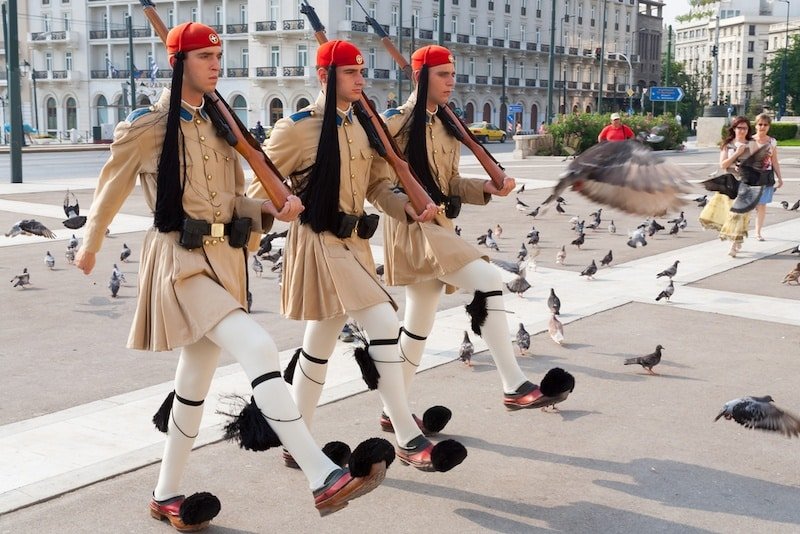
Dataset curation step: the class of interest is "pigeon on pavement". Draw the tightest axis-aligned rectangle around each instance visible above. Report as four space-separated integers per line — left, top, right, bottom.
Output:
112 264 127 284
657 260 680 279
109 271 121 298
656 280 675 302
516 323 531 355
252 255 263 277
580 260 597 279
556 245 566 265
548 314 564 345
44 251 55 270
495 224 503 237
714 396 800 437
5 219 57 239
10 268 31 288
608 220 616 234
624 344 664 375
65 247 76 264
527 206 540 218
600 250 613 267
506 274 531 297
547 288 561 315
459 331 474 367
571 233 585 249
120 243 132 262
69 234 79 249
517 242 528 261
782 262 800 285
790 199 800 211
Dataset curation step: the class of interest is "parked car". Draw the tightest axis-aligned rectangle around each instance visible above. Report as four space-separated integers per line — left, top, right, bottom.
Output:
468 122 507 143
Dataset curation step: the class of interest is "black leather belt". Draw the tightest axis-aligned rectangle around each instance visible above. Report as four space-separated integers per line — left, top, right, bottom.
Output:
183 219 233 237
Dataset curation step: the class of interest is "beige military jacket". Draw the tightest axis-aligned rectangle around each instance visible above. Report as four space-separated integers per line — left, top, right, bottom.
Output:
247 92 409 321
83 90 271 351
381 93 490 291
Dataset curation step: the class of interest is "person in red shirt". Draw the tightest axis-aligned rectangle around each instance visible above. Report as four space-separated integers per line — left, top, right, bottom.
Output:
597 113 634 142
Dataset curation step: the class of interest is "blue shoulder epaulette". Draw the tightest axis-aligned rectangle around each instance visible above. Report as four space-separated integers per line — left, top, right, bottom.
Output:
126 107 153 124
289 110 313 122
383 108 402 119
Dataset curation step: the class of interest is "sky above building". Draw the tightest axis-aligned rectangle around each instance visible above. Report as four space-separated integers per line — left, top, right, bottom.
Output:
662 0 688 29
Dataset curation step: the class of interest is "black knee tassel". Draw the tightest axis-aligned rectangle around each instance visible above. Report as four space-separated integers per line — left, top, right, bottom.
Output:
152 391 175 433
219 396 281 452
283 348 301 384
465 290 502 335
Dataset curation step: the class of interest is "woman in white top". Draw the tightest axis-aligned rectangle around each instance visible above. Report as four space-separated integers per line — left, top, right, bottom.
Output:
751 113 784 241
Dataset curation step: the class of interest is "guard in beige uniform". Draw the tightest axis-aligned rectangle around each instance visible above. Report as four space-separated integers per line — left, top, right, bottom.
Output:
380 46 570 430
248 40 466 472
76 23 388 530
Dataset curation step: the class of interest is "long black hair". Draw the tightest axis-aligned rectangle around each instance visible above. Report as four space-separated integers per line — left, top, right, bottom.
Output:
154 51 187 232
404 65 448 205
298 66 342 233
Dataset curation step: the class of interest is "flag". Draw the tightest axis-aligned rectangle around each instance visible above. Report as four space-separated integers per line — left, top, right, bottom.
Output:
149 57 158 83
106 58 118 77
132 64 141 79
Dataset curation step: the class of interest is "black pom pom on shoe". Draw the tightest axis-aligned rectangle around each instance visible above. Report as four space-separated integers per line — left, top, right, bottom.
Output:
179 492 221 526
540 367 575 396
152 391 175 433
219 396 282 452
422 406 452 434
322 441 352 468
430 439 468 472
349 437 395 476
283 348 301 384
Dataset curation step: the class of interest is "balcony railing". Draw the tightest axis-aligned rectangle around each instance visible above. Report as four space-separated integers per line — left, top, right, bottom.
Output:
419 29 433 39
457 33 469 44
539 79 548 87
90 30 107 39
372 68 390 79
476 36 488 46
210 25 223 33
227 23 247 34
555 45 564 54
31 30 67 40
283 66 305 76
256 66 277 77
554 81 564 89
492 38 504 47
582 82 591 90
568 81 578 89
283 19 304 30
526 42 537 51
540 44 549 52
351 21 368 32
33 70 48 79
91 69 108 78
508 77 519 86
475 75 488 84
525 78 537 87
227 68 248 77
255 21 277 31
509 40 520 49
569 47 578 55
456 74 469 84
491 76 504 85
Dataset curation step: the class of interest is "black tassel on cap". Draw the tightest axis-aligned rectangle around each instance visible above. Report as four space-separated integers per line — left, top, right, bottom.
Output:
219 396 281 451
283 347 301 384
349 437 396 476
152 391 175 433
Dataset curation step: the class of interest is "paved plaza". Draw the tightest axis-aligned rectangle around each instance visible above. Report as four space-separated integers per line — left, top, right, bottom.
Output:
1 144 799 533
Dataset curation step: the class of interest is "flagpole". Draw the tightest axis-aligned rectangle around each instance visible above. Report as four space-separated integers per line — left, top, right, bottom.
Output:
127 14 136 112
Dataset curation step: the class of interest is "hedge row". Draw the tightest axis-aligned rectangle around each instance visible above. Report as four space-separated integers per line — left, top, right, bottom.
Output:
719 122 799 141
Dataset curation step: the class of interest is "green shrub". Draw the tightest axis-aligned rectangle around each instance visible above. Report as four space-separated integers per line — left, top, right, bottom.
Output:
547 113 687 155
768 122 799 141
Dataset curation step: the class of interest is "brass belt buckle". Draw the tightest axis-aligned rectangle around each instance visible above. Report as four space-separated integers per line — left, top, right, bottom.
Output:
210 223 224 238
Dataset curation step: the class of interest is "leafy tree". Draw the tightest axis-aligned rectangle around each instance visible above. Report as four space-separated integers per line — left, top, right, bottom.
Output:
762 34 800 116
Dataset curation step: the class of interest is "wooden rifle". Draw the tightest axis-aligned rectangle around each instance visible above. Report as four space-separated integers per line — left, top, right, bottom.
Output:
139 0 291 209
299 0 437 215
352 0 508 189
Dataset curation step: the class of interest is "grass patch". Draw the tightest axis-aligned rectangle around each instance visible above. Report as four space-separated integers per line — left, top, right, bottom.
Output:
777 138 800 146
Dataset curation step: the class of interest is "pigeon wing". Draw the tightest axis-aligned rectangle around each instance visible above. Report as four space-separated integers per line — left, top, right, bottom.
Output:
732 399 800 437
20 219 56 239
491 258 522 274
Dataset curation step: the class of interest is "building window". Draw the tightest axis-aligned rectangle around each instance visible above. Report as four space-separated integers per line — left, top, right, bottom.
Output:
269 0 279 21
190 8 197 22
63 13 70 31
520 25 526 41
271 46 280 67
504 22 509 40
470 18 476 36
451 15 457 34
47 97 58 133
167 9 173 27
748 24 755 36
46 52 53 71
412 9 420 28
345 0 352 21
487 57 492 77
748 41 754 52
368 47 376 69
215 5 222 26
746 57 753 69
240 5 247 24
391 5 398 26
434 12 439 33
242 48 249 68
488 20 493 38
297 44 307 67
746 73 753 85
66 97 77 129
65 51 73 71
232 95 247 125
369 2 376 18
469 57 474 75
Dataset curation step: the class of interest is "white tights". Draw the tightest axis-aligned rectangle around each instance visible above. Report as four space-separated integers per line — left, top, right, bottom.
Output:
292 302 422 447
154 309 338 500
395 259 528 402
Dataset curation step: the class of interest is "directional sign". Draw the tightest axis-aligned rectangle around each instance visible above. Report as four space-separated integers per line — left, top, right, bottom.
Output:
508 103 523 113
648 86 685 102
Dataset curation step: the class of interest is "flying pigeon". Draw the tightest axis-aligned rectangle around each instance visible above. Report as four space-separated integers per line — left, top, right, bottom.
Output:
667 211 685 224
624 344 664 375
657 260 680 279
252 255 263 277
782 263 800 285
62 191 87 229
459 331 474 367
656 280 675 302
263 248 283 264
44 251 55 270
574 220 585 235
608 220 616 234
697 196 708 208
548 314 564 345
714 395 800 438
68 234 79 250
580 259 597 279
555 201 566 214
789 200 800 211
515 197 530 211
556 245 566 265
547 288 561 315
600 250 613 267
454 225 462 236
516 323 531 355
505 274 531 297
375 263 385 280
477 228 491 246
694 194 707 204
10 268 31 288
790 245 800 255
543 140 693 216
647 219 665 237
120 243 132 262
109 271 121 298
516 183 526 194
491 258 529 275
5 219 56 239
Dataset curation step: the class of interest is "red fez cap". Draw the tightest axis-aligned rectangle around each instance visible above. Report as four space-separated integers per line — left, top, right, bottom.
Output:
411 45 455 71
316 40 364 68
166 22 221 57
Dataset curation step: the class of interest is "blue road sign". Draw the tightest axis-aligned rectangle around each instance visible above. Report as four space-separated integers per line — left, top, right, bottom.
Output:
648 86 685 102
508 104 523 113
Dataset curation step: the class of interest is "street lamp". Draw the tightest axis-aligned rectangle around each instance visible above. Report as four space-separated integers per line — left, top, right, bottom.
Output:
20 60 39 133
776 0 790 120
